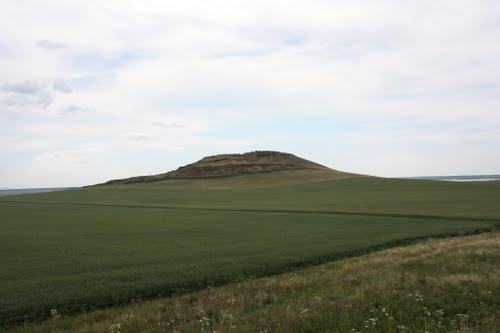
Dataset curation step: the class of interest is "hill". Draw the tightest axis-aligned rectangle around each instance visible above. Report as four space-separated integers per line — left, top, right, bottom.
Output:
101 151 336 185
10 231 499 332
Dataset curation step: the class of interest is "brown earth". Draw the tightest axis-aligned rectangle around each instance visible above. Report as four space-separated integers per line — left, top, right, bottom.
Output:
101 151 333 185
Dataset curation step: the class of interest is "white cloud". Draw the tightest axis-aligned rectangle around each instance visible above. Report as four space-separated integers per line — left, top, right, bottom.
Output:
1 80 53 108
36 39 66 50
151 121 184 128
1 0 500 187
60 104 91 115
36 149 91 165
127 134 152 141
53 79 72 93
3 81 44 95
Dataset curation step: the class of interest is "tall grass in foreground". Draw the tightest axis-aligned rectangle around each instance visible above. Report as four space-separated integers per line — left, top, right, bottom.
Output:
11 232 499 333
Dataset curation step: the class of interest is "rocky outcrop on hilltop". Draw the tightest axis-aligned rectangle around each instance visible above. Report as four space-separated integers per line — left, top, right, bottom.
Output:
103 151 331 185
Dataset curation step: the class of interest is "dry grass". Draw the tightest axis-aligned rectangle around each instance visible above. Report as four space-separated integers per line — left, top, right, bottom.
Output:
9 232 499 333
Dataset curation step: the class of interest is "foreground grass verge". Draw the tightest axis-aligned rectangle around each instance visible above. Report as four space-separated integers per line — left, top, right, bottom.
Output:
10 232 499 333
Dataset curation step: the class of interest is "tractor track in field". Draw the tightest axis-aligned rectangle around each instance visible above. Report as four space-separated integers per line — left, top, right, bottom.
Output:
2 199 500 224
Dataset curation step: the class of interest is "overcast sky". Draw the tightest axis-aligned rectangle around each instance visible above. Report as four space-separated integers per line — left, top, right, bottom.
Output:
1 1 500 188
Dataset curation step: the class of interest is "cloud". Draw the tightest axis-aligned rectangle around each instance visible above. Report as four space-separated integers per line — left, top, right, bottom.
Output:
127 134 152 141
1 81 53 108
60 104 91 115
36 39 66 50
151 121 184 129
1 93 52 108
36 149 89 165
1 79 74 110
1 1 500 187
20 148 103 187
53 79 72 93
3 81 44 95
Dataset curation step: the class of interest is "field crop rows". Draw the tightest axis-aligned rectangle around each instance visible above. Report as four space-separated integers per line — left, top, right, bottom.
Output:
1 177 499 326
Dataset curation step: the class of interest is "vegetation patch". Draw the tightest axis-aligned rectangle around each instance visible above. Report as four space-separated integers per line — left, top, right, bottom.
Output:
2 167 500 328
9 232 499 332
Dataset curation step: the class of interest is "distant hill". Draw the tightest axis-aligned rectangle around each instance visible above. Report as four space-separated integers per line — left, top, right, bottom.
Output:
101 151 337 185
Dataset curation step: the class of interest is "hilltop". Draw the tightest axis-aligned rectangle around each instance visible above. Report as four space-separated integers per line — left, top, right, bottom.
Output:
101 151 336 185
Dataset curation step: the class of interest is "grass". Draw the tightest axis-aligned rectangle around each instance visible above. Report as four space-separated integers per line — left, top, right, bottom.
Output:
9 231 500 333
8 176 500 219
104 169 360 190
1 174 500 327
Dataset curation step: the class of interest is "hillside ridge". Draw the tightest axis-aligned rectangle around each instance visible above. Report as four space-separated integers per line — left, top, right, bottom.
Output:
102 151 332 185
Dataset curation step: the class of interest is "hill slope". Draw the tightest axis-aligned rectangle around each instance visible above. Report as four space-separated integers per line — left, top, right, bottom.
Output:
102 151 335 185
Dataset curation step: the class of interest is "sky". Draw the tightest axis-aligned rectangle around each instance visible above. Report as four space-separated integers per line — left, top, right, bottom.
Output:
1 1 500 188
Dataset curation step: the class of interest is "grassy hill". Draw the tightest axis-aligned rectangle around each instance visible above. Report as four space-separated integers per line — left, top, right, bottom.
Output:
100 169 361 190
10 232 500 332
1 152 499 328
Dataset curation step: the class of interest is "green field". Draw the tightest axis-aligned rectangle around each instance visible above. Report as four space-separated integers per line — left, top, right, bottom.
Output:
1 173 499 327
7 175 500 219
12 232 499 333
